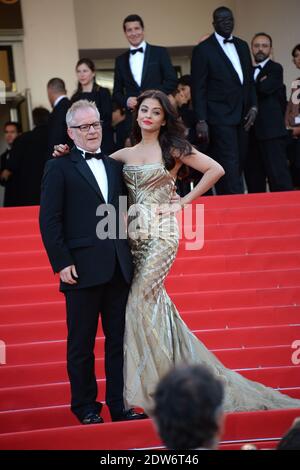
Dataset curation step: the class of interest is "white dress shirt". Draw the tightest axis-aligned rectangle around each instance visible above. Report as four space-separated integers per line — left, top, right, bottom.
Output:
129 40 147 87
254 57 270 81
77 146 108 203
215 32 244 84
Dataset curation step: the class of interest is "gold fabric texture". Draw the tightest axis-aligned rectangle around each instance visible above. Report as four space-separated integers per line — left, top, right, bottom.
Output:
122 163 300 414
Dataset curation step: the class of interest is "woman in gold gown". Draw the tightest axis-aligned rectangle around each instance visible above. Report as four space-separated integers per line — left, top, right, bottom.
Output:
111 90 300 415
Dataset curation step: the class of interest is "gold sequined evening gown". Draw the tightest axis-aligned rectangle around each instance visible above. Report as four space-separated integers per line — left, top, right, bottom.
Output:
122 162 300 414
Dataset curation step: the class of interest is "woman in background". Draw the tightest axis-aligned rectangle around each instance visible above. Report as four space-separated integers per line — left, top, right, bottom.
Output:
71 58 114 154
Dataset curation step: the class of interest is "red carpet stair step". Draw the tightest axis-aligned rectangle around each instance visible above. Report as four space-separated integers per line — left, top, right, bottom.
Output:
0 191 300 449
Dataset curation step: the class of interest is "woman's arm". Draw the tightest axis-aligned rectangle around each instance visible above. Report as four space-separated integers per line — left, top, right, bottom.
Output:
109 148 131 162
179 149 225 205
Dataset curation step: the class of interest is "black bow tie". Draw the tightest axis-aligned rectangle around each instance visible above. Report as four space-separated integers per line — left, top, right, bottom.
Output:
130 47 144 55
254 65 262 71
223 38 234 44
84 152 103 160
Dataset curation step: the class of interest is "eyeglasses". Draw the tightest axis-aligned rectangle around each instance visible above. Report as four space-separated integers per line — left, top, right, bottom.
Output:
70 121 103 133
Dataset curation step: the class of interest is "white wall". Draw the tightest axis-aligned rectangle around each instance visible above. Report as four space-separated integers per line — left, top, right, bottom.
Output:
73 0 235 48
21 0 79 108
234 0 300 93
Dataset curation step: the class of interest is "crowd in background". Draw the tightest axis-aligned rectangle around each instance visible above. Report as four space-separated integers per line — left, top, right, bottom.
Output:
0 8 299 207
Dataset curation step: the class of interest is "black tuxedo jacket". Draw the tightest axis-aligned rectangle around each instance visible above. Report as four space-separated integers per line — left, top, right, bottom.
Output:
254 60 287 141
113 43 177 108
48 97 71 159
39 148 133 291
191 34 257 126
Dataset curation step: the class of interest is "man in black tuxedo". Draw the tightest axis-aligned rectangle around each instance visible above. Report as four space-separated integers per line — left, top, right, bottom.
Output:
113 14 177 139
245 33 293 192
191 6 257 194
47 78 72 159
39 100 146 424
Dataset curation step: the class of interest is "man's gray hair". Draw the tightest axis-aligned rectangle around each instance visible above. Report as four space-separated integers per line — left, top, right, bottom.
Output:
66 100 100 127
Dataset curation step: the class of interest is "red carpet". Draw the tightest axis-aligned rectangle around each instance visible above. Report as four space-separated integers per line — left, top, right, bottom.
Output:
0 191 300 450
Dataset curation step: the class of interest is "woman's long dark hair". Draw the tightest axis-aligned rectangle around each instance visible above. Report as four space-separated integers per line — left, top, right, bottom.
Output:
132 90 193 178
72 58 100 99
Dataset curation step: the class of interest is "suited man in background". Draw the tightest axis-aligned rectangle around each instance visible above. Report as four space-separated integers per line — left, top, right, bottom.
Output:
0 121 21 206
7 108 50 206
191 6 257 194
47 78 72 159
245 33 293 192
112 101 130 150
39 100 146 425
113 14 177 140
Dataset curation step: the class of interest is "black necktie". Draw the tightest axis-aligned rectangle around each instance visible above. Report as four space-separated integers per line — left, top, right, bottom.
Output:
84 152 103 160
223 38 234 44
130 47 144 55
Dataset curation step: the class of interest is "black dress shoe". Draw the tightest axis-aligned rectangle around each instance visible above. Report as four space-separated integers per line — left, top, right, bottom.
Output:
111 408 148 422
81 412 104 425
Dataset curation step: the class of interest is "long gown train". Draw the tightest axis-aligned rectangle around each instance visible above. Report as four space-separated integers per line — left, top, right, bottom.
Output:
122 163 300 414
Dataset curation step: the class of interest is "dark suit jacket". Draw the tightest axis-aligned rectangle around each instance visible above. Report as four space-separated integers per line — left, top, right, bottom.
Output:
48 97 71 159
0 148 18 206
71 87 114 155
254 60 287 141
191 34 257 126
113 119 129 151
7 125 49 206
113 43 177 108
39 148 133 291
0 148 9 172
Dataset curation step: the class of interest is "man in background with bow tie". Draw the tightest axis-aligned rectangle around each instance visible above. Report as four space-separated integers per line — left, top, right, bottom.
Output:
39 99 146 425
113 14 177 143
244 33 293 192
191 6 257 194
